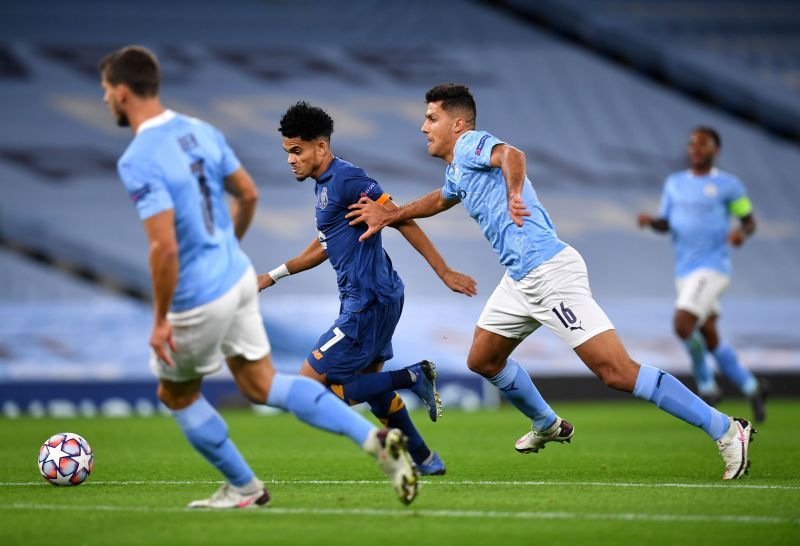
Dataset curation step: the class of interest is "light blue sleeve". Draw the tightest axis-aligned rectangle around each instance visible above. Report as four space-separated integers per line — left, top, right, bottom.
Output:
723 175 747 204
117 157 173 220
442 177 460 200
657 178 672 219
214 127 241 176
455 131 504 171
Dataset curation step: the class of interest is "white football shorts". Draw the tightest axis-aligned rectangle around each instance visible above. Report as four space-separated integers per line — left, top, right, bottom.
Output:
675 268 730 324
477 246 614 348
149 266 272 382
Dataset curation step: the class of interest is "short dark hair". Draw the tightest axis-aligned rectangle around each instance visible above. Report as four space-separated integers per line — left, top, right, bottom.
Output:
279 101 334 141
692 126 721 148
98 45 160 97
425 83 476 126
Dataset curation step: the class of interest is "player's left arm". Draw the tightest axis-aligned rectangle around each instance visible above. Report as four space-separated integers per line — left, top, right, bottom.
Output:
386 199 477 297
728 195 756 247
142 209 179 366
489 143 531 227
224 167 259 240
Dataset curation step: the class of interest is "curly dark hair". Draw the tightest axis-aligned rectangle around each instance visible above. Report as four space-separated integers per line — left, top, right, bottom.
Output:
425 83 476 126
279 101 334 141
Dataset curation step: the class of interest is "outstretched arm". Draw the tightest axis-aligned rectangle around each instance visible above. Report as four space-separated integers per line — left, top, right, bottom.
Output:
384 199 477 297
224 167 259 240
346 189 458 242
258 237 328 291
490 143 531 227
637 213 670 233
143 209 179 366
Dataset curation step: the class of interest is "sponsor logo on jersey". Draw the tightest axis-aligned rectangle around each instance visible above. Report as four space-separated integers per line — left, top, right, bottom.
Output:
129 184 151 203
318 187 329 209
703 184 718 198
475 134 490 155
363 182 377 196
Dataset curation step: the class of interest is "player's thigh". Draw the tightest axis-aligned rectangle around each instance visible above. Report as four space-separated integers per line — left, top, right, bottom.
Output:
523 247 614 349
226 353 276 404
221 267 272 362
477 273 541 341
309 301 401 384
150 288 239 383
675 269 729 325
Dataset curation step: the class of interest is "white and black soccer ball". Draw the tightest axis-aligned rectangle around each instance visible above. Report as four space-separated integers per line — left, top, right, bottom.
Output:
38 432 94 486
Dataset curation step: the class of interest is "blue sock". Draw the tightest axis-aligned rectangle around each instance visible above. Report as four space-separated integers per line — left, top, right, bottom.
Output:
336 370 414 404
633 365 730 440
489 358 557 432
172 396 254 487
683 332 718 395
712 342 758 396
267 373 374 447
368 391 431 465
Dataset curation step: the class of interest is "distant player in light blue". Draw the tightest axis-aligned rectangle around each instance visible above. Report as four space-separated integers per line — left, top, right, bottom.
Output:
638 126 766 421
348 84 756 480
99 46 418 508
259 101 478 476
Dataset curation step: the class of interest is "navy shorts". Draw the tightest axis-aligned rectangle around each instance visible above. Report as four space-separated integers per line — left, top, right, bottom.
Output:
307 298 403 383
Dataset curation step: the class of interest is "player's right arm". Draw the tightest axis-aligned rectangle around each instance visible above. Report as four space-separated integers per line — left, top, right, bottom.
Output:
346 189 459 242
258 237 328 291
224 167 259 240
637 213 670 232
143 209 179 366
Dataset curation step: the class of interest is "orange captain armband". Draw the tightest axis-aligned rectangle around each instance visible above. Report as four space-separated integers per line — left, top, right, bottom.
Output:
376 193 391 206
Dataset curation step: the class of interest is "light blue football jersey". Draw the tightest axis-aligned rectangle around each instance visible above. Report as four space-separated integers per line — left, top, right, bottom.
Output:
117 110 250 312
658 168 748 278
442 130 566 280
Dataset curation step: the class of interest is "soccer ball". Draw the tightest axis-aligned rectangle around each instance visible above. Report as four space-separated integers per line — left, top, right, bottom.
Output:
38 432 94 486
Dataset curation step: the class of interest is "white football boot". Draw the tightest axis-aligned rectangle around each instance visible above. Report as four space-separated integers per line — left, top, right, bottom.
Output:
717 416 755 480
367 428 419 505
187 480 271 509
515 416 574 454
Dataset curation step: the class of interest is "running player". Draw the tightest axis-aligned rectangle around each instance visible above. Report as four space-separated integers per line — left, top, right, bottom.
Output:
347 84 755 480
259 101 477 476
638 126 766 421
100 45 418 507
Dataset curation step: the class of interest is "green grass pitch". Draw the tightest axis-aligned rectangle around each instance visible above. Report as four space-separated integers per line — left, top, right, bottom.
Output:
3 399 799 545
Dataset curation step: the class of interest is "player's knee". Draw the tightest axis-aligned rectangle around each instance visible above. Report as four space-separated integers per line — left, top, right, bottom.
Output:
157 385 198 410
594 359 635 392
466 354 502 378
673 320 693 340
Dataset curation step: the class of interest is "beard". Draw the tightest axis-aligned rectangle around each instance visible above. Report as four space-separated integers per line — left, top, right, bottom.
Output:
116 111 130 127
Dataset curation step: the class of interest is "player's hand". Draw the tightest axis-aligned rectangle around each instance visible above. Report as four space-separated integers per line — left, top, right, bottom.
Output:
728 228 746 247
508 194 531 227
257 273 275 291
637 213 652 228
150 318 176 367
441 268 478 297
346 197 392 242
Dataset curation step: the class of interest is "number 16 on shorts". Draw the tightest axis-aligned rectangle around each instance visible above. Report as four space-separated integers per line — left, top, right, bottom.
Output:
552 302 583 332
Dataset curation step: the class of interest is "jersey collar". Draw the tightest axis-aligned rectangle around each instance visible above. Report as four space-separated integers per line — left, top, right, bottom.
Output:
136 109 176 134
687 167 719 178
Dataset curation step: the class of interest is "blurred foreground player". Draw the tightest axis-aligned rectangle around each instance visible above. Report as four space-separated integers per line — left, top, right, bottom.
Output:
638 126 766 422
348 84 755 480
99 45 418 507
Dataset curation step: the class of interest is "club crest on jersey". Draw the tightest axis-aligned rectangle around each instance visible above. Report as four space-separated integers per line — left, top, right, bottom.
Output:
703 184 718 198
318 187 329 209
